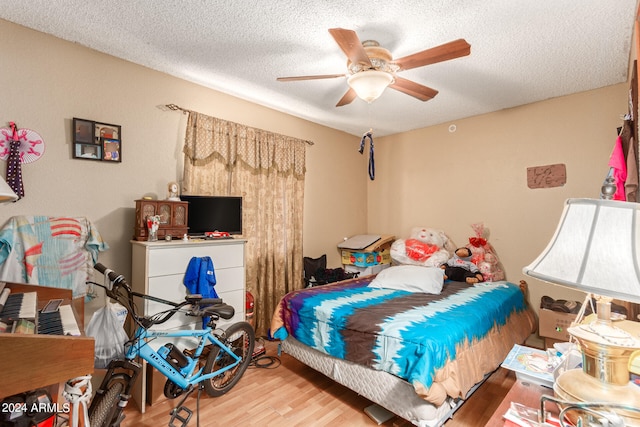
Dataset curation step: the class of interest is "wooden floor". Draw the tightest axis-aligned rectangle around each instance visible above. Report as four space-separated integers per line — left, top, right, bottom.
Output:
123 340 515 427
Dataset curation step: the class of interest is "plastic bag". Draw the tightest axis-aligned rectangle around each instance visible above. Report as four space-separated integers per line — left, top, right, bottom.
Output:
86 301 129 369
465 223 505 282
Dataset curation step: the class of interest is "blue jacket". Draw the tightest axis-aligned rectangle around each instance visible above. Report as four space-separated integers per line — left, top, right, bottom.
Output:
183 256 218 298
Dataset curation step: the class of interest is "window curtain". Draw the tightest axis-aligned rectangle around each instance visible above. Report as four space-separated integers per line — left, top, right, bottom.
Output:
182 111 307 336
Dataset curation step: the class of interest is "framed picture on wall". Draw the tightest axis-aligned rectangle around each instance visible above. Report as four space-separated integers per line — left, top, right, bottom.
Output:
73 118 93 143
94 122 119 141
72 117 121 162
102 138 121 162
74 143 102 160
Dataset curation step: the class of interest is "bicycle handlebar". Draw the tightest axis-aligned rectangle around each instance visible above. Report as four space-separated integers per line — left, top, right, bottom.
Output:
94 262 127 289
91 263 224 328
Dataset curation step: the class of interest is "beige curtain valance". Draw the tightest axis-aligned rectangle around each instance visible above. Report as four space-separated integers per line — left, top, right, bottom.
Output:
183 112 308 178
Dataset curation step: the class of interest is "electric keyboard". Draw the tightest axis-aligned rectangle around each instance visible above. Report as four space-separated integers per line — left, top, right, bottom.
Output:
0 291 37 319
0 289 81 335
38 305 81 336
0 281 94 400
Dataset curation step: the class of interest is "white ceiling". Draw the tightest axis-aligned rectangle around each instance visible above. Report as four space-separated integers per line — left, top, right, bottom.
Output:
0 1 637 136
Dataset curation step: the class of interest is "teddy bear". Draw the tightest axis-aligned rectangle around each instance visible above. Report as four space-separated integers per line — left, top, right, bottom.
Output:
441 247 484 284
390 227 456 267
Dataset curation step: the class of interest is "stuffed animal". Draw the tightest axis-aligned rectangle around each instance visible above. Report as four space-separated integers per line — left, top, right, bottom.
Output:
465 223 506 281
441 247 484 284
390 227 455 267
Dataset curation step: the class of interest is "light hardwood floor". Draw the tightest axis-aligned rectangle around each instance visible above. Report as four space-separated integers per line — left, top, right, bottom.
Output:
123 340 515 426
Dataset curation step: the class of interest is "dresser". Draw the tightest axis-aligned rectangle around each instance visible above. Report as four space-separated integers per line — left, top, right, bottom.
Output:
129 238 246 411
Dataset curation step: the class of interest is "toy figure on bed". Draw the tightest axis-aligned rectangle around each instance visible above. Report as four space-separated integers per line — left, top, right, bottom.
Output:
441 247 484 284
390 227 455 267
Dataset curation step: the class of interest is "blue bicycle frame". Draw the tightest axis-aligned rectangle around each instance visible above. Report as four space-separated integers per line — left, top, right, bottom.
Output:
126 324 242 391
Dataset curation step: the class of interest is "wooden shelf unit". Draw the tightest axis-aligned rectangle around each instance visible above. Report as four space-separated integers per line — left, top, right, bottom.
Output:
134 199 188 241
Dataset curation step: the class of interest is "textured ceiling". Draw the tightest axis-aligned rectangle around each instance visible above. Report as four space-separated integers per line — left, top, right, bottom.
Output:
0 1 637 136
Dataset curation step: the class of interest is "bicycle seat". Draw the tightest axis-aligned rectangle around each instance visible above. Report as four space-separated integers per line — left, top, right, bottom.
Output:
202 303 235 320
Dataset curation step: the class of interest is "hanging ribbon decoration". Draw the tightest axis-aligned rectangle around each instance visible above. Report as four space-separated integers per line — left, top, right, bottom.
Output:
6 122 24 200
359 129 375 180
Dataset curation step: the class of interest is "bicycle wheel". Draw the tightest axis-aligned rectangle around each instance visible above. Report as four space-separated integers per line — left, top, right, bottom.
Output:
89 381 124 427
203 321 255 397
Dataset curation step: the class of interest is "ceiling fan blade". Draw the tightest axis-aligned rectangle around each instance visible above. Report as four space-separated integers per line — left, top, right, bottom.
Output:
336 88 357 107
328 28 372 68
277 73 345 82
389 77 439 101
393 39 470 71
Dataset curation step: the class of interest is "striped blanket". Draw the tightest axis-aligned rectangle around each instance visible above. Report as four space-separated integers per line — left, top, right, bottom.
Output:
271 276 531 400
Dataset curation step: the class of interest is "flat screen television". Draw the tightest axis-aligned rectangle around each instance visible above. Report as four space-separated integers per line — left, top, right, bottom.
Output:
180 195 243 236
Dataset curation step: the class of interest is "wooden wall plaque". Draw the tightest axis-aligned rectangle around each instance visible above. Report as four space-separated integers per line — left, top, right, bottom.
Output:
527 163 566 189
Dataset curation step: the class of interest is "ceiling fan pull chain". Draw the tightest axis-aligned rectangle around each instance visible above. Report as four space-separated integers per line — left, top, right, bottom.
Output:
359 130 375 181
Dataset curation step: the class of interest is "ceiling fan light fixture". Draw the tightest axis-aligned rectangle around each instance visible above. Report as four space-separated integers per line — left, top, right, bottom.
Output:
347 70 394 103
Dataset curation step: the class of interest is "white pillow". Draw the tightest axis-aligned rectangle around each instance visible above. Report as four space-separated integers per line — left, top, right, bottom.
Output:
369 265 444 294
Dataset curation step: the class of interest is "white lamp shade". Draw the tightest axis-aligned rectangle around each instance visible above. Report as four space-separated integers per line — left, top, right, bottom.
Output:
0 177 17 203
347 70 394 103
523 198 640 304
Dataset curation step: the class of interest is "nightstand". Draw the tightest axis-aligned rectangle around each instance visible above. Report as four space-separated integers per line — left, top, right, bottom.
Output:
485 372 555 426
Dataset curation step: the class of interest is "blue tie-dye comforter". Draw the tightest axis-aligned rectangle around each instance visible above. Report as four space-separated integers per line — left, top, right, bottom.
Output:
271 277 528 393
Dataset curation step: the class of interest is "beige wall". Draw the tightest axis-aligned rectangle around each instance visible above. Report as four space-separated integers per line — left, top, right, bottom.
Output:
0 19 634 331
369 84 629 319
0 20 367 313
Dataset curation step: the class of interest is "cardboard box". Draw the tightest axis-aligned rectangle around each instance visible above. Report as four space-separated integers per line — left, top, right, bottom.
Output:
341 248 392 266
339 235 394 267
538 308 577 341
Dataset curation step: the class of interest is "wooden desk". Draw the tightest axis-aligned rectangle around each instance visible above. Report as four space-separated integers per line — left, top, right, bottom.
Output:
0 282 94 399
485 373 554 427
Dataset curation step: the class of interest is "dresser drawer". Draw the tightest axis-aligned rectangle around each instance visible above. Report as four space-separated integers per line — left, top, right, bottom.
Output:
147 242 244 277
214 288 244 327
146 266 244 330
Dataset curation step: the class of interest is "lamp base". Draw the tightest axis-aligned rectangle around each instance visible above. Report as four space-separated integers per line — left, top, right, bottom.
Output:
554 369 640 426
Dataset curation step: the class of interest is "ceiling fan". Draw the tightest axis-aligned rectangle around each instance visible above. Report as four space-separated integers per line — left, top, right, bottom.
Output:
277 28 471 107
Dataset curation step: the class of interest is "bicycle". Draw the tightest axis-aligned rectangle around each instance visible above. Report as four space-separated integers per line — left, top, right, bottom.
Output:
85 263 255 427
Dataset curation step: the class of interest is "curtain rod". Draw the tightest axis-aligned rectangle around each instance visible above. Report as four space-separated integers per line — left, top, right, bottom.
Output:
164 103 314 145
165 103 191 114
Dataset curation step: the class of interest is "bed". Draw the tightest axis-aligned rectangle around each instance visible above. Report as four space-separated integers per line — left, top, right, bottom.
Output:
270 271 536 427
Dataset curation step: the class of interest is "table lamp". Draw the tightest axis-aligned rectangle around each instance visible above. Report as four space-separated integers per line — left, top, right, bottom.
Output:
523 198 640 426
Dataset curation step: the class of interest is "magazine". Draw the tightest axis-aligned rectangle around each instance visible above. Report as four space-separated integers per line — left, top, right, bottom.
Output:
501 344 555 388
